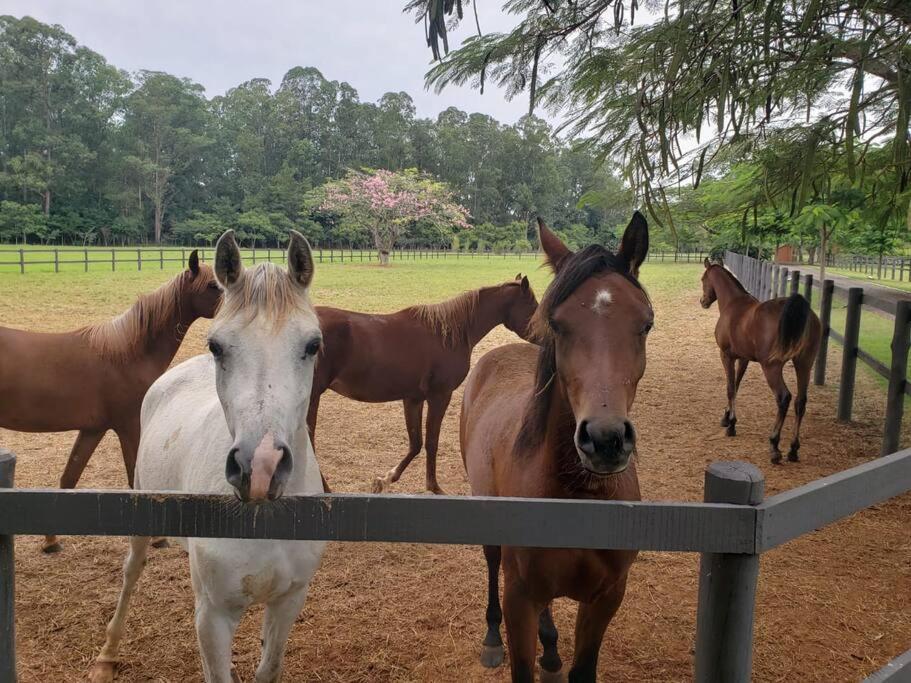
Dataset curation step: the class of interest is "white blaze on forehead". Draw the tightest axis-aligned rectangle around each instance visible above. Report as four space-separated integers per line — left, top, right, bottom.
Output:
591 288 613 314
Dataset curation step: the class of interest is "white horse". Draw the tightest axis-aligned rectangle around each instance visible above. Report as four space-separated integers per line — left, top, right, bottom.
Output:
91 230 326 683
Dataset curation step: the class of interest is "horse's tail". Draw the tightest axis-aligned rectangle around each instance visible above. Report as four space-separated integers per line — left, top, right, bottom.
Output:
772 294 812 362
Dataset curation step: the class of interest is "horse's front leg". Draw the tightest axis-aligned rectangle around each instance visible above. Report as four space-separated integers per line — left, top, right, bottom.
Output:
254 584 313 683
567 578 629 683
372 398 424 493
423 391 453 495
195 595 244 683
502 576 543 683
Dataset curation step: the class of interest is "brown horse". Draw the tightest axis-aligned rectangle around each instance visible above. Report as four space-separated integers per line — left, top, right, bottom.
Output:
460 214 652 682
700 259 821 463
0 252 220 551
307 275 538 495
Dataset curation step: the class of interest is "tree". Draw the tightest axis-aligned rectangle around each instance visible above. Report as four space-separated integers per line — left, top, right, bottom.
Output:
320 169 469 264
0 200 46 243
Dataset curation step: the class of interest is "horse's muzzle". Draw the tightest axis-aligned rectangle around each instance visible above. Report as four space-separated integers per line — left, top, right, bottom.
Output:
225 434 293 502
575 418 636 474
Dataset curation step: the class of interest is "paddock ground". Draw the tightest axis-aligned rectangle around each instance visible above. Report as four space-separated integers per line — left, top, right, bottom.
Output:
1 259 909 682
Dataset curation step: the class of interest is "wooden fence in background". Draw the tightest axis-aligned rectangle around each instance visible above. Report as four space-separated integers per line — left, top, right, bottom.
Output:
1 447 910 682
0 246 710 273
725 251 911 456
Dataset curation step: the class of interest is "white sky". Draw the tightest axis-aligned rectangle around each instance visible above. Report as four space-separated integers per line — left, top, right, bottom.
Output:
6 0 534 123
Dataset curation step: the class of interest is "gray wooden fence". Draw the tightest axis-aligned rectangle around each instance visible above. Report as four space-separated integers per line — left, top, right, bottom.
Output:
1 446 910 682
0 246 710 273
724 252 911 457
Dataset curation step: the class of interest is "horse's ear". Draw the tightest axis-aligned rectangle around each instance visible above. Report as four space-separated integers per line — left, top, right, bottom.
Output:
515 272 522 280
618 211 649 278
537 217 571 273
287 230 315 289
520 275 530 291
214 230 244 290
704 257 711 268
188 250 200 276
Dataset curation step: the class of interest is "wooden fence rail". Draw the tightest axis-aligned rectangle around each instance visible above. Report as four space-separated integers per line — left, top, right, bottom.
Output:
725 252 911 456
1 445 911 682
0 247 710 273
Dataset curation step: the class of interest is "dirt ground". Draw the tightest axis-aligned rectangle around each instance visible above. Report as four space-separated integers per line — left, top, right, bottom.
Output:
2 272 910 682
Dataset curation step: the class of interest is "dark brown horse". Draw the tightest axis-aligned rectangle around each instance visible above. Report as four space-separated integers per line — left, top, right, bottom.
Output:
0 252 220 551
460 214 652 682
308 275 538 495
700 260 821 463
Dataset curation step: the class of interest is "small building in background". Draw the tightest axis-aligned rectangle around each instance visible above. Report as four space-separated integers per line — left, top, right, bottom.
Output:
775 244 796 263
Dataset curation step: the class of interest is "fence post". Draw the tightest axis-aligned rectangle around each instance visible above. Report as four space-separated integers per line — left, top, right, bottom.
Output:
159 248 164 270
694 461 764 683
814 280 835 386
803 273 813 306
770 265 778 300
882 301 911 456
54 249 59 273
111 249 115 272
0 449 17 682
137 248 141 271
789 270 799 296
18 249 23 275
84 248 88 273
777 268 787 297
838 287 864 422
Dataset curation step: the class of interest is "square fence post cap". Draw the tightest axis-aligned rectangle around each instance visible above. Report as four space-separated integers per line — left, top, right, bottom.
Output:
704 461 765 505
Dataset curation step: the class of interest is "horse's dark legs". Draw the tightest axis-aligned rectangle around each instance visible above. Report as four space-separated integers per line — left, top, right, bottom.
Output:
372 398 424 493
44 428 106 553
423 391 453 495
503 577 542 683
788 357 812 462
567 579 628 683
538 605 564 681
760 362 791 464
305 392 331 492
720 351 738 436
721 357 750 429
480 545 505 668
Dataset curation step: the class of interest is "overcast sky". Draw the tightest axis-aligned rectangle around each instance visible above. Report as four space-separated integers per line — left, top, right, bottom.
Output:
7 0 534 124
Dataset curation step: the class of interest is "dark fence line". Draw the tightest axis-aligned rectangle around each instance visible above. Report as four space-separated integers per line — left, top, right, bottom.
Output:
725 252 911 456
0 246 710 273
834 253 911 283
1 445 911 682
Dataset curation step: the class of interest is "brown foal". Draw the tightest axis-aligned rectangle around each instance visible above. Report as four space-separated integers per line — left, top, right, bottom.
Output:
308 275 538 494
0 253 220 551
701 260 821 463
460 214 653 682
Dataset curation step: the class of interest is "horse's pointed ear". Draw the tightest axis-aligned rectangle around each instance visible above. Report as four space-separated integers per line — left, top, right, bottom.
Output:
214 231 244 290
537 217 571 273
287 230 315 288
188 250 200 277
704 257 711 268
520 275 530 291
515 272 522 280
618 211 649 278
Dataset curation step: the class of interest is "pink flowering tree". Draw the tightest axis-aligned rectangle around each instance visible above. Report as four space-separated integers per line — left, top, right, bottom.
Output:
320 168 470 265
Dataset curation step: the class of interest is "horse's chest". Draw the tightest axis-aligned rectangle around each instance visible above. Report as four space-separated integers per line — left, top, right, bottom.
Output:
510 547 636 603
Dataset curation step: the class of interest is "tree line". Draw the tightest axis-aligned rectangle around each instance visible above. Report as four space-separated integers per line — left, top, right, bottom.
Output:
0 14 639 250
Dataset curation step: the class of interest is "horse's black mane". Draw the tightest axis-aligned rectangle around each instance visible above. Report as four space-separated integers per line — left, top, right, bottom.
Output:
514 244 647 454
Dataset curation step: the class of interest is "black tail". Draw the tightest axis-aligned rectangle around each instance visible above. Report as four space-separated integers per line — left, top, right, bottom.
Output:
775 294 811 361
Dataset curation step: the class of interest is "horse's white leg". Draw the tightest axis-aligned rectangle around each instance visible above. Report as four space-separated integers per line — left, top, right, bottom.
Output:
195 595 244 683
89 536 152 683
254 585 311 683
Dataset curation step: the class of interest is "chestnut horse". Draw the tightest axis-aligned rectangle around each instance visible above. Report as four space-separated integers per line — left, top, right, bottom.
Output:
460 214 652 682
700 260 821 463
0 252 220 551
308 275 538 494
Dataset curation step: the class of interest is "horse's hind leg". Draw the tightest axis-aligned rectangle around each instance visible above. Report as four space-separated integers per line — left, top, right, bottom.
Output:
538 604 564 681
88 536 151 683
44 428 105 553
372 398 424 493
760 362 790 465
567 578 629 683
423 391 453 494
255 584 312 683
788 356 812 462
480 545 505 668
720 352 738 436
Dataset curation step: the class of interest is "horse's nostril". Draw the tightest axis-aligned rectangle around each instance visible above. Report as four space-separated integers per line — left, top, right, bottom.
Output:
225 447 243 486
623 420 636 444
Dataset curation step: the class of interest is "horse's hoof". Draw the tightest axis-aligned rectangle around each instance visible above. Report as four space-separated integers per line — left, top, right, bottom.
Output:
480 644 505 668
538 666 567 683
427 484 447 496
725 425 736 437
371 477 388 494
787 451 800 462
720 414 730 427
150 537 170 549
41 540 62 554
770 453 782 465
88 661 116 683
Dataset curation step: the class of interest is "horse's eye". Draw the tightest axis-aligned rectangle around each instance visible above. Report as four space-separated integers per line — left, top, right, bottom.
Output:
207 281 220 290
208 340 223 358
304 338 321 357
641 321 654 336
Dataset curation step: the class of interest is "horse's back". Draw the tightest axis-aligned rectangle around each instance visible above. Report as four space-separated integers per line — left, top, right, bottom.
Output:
461 343 537 497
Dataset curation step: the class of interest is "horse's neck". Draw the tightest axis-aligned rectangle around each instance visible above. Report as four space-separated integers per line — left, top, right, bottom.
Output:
713 270 751 310
467 287 509 347
141 295 197 374
540 378 583 489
